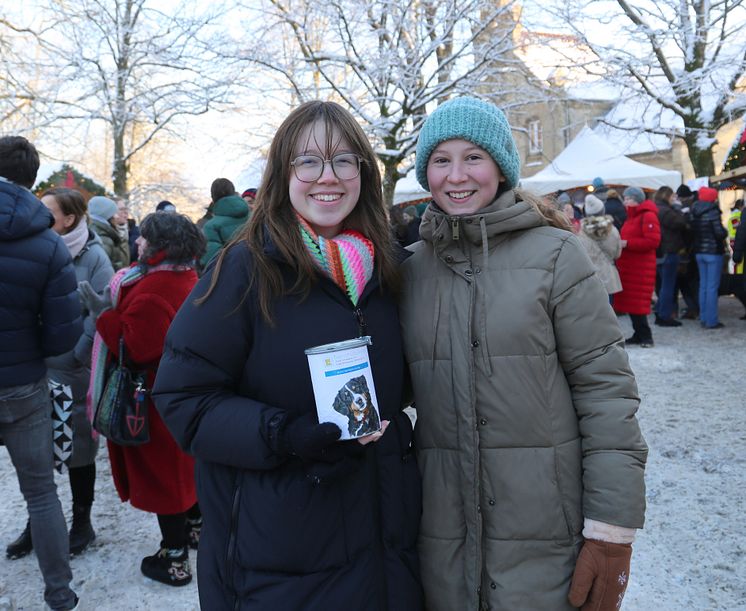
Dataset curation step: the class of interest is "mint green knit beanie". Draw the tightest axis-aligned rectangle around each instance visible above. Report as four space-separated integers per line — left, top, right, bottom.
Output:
415 96 521 191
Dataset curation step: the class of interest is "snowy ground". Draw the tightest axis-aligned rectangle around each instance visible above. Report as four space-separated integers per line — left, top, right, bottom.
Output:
1 297 745 610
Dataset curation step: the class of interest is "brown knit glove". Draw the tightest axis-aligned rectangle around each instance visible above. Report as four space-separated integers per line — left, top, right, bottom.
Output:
568 539 632 610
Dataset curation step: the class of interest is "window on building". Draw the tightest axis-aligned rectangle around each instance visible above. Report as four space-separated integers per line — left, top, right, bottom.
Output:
528 119 543 154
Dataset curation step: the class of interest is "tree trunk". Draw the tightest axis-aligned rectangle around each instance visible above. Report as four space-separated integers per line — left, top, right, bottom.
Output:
684 135 715 179
382 163 398 209
112 128 128 197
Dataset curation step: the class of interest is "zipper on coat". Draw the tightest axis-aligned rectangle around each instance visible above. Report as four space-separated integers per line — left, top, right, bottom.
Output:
226 476 242 610
451 217 460 241
353 307 368 337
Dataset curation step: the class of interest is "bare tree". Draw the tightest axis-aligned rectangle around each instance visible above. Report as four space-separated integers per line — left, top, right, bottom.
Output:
247 0 524 205
27 0 243 196
0 17 49 134
541 0 746 177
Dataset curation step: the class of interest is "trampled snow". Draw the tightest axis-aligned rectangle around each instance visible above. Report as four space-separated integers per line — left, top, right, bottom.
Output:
1 297 745 610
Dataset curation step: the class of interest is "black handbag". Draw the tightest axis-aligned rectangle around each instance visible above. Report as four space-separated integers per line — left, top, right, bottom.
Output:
93 338 150 446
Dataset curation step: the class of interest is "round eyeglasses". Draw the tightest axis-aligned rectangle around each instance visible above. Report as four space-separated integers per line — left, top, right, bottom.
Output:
290 153 362 183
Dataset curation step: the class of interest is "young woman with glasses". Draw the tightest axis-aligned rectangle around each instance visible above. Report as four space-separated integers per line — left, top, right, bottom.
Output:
152 101 423 610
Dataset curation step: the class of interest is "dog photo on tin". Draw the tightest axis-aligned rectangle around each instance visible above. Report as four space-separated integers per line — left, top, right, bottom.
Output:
332 375 381 438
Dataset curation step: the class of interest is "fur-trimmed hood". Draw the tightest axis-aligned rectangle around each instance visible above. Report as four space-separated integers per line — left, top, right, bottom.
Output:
581 214 615 240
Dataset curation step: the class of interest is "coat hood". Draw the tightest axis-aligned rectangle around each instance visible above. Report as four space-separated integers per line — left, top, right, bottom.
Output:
626 199 657 218
213 194 250 219
89 216 121 242
581 215 614 240
419 189 545 248
0 179 54 241
692 200 719 218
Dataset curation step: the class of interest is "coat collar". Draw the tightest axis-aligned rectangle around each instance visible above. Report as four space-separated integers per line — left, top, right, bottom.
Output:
419 189 545 254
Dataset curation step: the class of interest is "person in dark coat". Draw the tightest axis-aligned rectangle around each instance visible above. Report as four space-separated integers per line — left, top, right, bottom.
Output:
614 187 661 347
0 136 81 611
675 185 700 318
81 212 206 587
127 217 140 262
733 215 746 319
604 188 627 231
6 188 115 562
653 186 688 326
690 187 728 328
152 101 423 610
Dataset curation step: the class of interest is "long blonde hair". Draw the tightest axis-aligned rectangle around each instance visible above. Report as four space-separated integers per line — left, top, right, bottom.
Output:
516 187 573 231
198 101 400 322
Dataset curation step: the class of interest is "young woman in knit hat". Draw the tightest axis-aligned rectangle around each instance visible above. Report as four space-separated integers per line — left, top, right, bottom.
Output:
398 96 647 611
151 101 423 609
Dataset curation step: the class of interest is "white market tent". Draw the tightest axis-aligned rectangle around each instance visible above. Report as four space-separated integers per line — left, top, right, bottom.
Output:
394 168 430 205
519 127 681 196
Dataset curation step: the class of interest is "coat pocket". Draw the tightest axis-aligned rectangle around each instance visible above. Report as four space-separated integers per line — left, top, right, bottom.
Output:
481 446 574 541
234 466 348 574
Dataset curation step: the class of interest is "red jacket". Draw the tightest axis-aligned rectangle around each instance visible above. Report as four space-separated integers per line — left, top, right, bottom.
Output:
97 266 198 514
614 200 661 315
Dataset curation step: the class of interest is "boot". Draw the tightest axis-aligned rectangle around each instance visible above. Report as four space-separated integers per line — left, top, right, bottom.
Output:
69 503 96 556
6 520 32 560
140 545 192 587
185 516 202 550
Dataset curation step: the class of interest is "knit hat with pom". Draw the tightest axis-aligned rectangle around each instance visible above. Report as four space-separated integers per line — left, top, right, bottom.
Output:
584 194 606 216
415 96 521 190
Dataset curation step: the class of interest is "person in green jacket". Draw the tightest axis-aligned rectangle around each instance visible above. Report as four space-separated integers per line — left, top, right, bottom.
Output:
399 97 648 611
200 178 250 268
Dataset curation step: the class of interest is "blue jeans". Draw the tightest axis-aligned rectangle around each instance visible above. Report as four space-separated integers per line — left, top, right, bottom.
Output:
656 253 680 320
0 379 77 611
695 253 723 327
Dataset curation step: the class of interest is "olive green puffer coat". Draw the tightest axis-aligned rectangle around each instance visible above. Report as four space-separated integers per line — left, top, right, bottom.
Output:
399 190 647 611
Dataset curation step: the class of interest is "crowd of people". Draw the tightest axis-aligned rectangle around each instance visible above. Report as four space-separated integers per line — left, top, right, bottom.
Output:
0 94 741 611
551 179 745 348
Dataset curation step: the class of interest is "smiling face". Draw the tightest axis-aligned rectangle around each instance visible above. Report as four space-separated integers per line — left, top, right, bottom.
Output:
288 121 361 238
426 139 503 216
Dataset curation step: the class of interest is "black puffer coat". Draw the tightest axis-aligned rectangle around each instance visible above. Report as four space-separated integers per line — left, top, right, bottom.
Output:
0 179 82 387
152 240 423 611
691 200 728 255
657 202 688 255
604 195 627 231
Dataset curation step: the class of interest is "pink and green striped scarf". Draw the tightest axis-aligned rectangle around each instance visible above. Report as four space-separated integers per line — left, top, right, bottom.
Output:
297 216 375 306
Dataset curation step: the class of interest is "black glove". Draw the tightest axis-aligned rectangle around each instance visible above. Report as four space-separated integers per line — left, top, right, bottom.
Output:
270 412 342 462
305 436 366 483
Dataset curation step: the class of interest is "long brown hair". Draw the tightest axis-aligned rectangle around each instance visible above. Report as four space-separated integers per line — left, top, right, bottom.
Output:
653 186 674 206
199 101 400 322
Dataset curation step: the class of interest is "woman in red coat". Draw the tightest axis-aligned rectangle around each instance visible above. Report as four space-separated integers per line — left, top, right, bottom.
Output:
83 212 206 587
614 187 661 347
